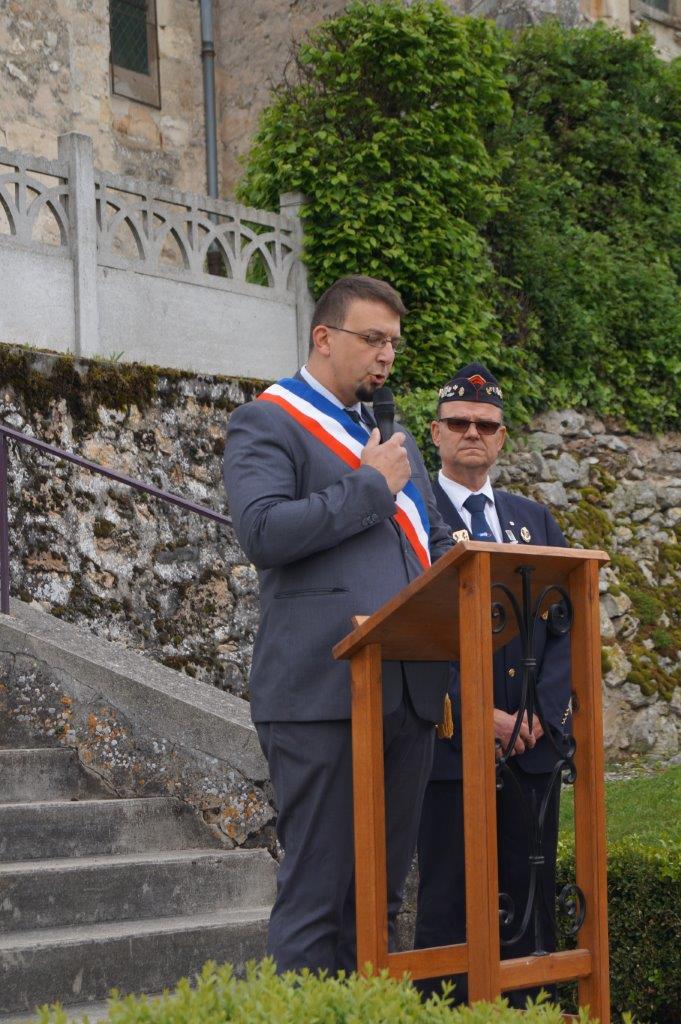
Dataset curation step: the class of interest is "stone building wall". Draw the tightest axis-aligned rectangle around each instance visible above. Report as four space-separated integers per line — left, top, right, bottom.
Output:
1 0 206 189
2 0 678 201
0 344 679 763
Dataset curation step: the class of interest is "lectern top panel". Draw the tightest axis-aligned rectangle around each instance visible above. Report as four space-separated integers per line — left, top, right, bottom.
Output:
333 541 608 662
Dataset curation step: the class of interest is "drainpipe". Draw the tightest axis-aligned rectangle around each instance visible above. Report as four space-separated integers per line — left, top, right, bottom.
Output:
200 0 221 274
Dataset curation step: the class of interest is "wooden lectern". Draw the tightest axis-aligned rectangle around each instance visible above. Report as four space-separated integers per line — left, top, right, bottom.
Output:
333 541 610 1021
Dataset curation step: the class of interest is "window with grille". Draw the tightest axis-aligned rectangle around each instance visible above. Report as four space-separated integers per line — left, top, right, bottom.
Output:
109 0 161 107
632 0 681 24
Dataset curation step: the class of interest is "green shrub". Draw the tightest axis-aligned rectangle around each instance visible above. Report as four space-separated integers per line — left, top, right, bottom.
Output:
35 961 597 1024
238 0 516 417
239 2 681 435
557 838 681 1023
494 22 681 431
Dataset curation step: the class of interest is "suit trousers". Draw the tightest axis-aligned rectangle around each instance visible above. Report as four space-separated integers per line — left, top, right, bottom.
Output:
257 686 435 975
414 764 560 1007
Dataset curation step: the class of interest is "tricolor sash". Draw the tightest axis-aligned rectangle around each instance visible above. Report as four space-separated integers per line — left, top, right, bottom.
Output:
258 377 431 570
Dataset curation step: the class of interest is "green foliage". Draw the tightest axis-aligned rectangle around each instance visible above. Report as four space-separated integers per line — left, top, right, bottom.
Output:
238 0 517 409
239 2 681 432
494 22 681 430
34 961 596 1024
557 838 681 1023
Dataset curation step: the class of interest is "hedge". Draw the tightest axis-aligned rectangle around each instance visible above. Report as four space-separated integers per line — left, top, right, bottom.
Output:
238 1 681 435
35 961 595 1024
557 838 681 1023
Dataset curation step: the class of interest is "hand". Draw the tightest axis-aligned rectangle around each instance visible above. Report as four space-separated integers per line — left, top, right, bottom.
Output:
361 429 411 494
530 716 544 743
493 710 537 758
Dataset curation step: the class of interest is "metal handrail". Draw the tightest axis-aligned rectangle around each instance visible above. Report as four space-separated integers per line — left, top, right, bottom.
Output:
0 422 232 615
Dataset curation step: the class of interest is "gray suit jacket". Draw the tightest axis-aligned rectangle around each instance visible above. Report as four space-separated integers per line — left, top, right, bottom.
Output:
223 384 452 723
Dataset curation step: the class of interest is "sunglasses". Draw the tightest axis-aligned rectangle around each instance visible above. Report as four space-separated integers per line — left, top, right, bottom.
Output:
438 416 502 436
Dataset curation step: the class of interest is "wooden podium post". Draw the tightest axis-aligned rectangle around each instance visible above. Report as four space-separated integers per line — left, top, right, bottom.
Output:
333 541 610 1021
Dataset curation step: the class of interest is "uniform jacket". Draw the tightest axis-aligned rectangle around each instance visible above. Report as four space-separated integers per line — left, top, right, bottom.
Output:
430 479 572 779
223 382 452 724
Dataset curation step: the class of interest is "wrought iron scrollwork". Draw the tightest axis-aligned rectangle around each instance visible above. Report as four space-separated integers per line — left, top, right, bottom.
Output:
490 566 586 954
499 891 515 927
557 883 586 936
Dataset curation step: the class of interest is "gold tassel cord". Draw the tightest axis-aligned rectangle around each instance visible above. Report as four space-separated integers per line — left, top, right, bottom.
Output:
435 693 454 739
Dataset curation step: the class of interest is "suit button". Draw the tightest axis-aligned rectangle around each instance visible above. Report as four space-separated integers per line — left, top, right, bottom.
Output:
508 668 516 678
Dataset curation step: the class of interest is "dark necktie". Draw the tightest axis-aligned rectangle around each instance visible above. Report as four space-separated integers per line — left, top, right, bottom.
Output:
346 407 377 431
463 492 495 541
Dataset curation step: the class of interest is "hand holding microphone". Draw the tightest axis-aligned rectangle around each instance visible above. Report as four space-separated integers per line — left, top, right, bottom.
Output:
360 387 411 494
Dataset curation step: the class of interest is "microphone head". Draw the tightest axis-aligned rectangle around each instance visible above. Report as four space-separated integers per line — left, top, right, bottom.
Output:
372 386 395 414
372 387 395 443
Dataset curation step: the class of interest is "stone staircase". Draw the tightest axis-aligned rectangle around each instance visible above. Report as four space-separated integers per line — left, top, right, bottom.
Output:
0 742 276 1021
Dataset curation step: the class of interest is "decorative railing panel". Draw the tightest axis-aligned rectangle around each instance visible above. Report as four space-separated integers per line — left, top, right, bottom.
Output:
0 148 70 251
0 133 312 373
95 172 299 295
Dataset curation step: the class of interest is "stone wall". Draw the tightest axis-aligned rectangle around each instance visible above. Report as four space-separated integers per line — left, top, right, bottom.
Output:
0 345 679 763
490 410 680 762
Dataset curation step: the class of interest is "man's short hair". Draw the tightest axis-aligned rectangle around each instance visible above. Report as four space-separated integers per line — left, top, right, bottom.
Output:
310 275 407 349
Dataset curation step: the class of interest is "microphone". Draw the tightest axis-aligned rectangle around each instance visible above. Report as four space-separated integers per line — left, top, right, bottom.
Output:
372 387 395 444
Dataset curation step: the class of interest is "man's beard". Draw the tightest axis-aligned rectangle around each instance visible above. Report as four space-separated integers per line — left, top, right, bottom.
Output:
355 381 380 403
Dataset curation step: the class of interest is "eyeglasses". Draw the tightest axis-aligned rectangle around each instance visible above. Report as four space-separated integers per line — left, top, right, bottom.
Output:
438 416 502 436
326 325 405 352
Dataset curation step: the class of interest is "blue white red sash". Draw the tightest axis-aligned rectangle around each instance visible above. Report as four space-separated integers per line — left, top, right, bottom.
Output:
258 377 431 570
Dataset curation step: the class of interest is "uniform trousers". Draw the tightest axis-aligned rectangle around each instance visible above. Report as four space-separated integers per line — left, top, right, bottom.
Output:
257 684 435 974
414 763 560 1007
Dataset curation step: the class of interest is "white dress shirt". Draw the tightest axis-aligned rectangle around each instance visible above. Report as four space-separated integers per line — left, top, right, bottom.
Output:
437 471 503 542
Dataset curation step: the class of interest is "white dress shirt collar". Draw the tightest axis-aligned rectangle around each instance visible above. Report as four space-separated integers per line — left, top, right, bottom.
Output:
300 365 362 415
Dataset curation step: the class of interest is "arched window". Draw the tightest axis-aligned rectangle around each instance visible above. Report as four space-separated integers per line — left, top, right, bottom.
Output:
109 0 161 107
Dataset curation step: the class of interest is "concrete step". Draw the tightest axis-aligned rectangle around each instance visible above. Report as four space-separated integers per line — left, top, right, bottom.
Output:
0 998 117 1023
0 995 165 1022
0 748 110 804
0 848 277 932
0 907 270 1015
0 797 218 862
0 717 54 751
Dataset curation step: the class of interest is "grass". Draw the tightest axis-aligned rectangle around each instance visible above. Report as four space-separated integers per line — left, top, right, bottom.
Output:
559 763 681 845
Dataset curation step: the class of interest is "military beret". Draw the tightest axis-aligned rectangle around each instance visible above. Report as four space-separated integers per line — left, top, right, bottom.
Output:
437 362 503 409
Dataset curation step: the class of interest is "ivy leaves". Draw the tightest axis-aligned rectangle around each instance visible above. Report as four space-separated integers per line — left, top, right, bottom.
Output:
239 3 681 436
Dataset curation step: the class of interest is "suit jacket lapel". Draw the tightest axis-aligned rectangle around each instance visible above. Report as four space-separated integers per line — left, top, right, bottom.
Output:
432 478 470 538
493 489 517 545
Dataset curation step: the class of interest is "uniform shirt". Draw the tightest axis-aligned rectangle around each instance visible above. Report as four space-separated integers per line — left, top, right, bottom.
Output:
436 472 503 543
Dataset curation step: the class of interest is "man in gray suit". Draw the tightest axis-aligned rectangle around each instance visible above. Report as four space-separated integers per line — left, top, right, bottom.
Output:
223 275 451 974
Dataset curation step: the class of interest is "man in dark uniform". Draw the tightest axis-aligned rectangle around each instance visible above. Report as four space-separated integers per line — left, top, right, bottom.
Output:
414 363 572 1007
